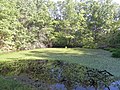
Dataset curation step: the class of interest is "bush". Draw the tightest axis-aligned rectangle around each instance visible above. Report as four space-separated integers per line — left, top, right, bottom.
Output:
112 50 120 58
108 48 117 52
104 48 120 58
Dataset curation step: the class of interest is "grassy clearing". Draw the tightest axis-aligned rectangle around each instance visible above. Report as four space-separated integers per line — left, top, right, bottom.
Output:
0 76 32 90
0 48 120 77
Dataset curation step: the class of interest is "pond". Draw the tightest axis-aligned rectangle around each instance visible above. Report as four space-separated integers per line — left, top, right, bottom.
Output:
49 60 119 90
50 81 120 90
0 60 119 90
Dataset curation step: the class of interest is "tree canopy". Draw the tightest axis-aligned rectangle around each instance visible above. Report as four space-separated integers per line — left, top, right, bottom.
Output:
0 0 120 51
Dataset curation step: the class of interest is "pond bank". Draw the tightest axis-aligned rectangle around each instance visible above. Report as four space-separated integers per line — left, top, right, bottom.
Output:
5 75 120 90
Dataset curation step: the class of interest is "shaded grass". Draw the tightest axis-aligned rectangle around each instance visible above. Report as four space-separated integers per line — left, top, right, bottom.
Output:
0 48 120 77
0 76 32 90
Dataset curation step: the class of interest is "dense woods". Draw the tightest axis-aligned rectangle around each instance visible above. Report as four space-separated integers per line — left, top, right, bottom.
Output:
0 0 120 51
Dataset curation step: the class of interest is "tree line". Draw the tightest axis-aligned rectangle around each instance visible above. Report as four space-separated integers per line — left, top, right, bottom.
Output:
0 0 120 51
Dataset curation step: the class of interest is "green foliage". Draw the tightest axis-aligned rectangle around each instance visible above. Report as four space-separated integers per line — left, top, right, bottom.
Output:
104 48 120 58
0 0 120 50
108 31 120 48
112 49 120 58
108 48 117 52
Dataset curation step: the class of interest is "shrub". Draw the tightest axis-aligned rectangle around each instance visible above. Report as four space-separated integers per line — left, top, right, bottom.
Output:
112 50 120 58
109 48 117 52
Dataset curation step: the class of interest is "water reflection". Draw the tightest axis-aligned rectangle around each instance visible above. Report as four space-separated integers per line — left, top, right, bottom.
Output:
0 60 118 90
49 60 115 90
50 81 120 90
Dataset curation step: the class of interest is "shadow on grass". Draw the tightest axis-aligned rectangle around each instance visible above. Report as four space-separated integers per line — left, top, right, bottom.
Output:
24 49 88 61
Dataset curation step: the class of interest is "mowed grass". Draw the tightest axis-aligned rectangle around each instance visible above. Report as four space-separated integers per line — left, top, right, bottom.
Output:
0 48 120 77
